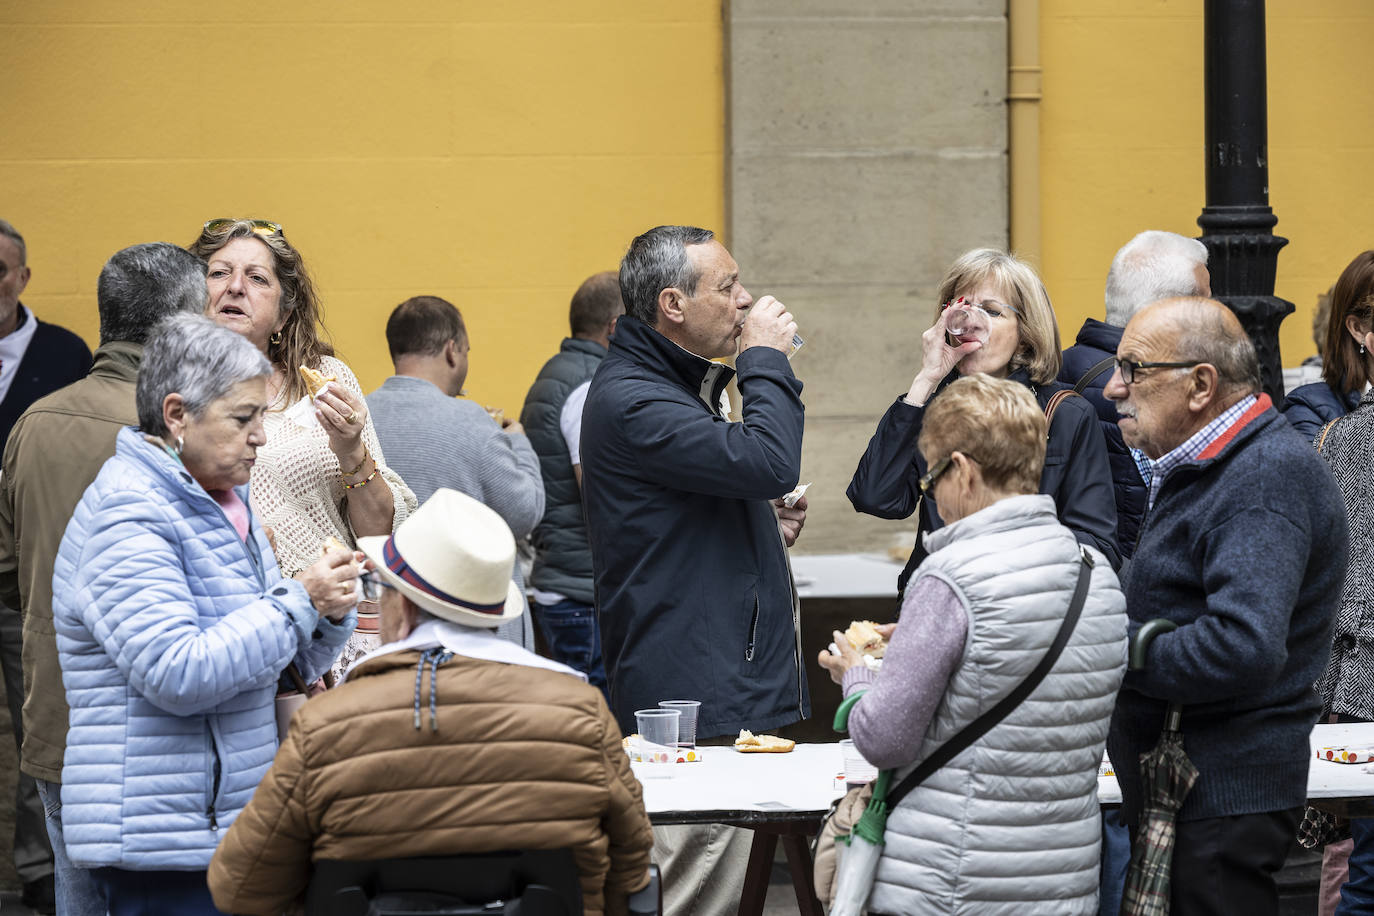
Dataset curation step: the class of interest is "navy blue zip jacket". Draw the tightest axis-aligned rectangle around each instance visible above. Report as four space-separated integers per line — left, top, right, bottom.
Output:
1107 397 1346 823
581 317 809 739
1059 317 1148 555
1281 380 1360 443
848 367 1121 597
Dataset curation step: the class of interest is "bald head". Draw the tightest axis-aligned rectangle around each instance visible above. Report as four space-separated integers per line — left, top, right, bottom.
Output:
1133 297 1261 395
1105 298 1260 459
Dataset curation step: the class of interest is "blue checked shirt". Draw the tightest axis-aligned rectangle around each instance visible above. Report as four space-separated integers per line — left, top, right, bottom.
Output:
1147 394 1258 510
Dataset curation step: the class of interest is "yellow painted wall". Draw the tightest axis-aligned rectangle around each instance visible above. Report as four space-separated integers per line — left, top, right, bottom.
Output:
1040 0 1374 364
1 1 725 411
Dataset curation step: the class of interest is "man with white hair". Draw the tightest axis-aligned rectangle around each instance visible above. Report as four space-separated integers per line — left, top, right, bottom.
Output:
208 489 653 916
1059 230 1211 558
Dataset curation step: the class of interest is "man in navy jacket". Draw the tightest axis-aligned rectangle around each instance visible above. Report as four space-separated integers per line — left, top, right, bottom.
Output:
582 225 808 739
582 225 808 916
1105 298 1345 915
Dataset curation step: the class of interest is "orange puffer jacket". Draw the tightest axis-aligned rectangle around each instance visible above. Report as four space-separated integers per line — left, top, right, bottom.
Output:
208 649 654 916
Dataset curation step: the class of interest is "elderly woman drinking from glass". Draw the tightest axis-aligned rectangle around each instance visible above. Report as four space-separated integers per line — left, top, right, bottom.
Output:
821 374 1127 916
189 219 416 672
51 314 362 916
848 248 1120 595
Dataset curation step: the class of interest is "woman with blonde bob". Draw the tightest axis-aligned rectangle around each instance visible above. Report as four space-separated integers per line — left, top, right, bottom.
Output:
848 248 1120 592
823 374 1127 915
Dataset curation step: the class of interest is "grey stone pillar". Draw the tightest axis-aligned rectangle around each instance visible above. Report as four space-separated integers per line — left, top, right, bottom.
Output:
727 1 1010 552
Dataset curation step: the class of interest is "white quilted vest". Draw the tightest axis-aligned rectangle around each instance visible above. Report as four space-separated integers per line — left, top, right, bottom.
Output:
867 495 1127 916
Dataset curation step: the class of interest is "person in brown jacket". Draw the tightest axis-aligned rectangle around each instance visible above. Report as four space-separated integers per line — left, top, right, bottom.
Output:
208 488 654 916
0 241 207 916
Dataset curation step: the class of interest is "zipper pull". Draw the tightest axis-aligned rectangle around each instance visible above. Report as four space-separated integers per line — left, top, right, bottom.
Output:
207 806 218 831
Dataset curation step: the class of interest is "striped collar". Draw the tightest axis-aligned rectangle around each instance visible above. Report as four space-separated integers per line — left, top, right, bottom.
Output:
1148 393 1267 509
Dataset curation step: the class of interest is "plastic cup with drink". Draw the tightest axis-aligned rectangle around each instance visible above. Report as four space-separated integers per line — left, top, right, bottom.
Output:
942 296 991 349
634 708 680 777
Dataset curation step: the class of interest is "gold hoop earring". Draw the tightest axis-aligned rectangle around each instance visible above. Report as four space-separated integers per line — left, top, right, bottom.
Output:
269 330 283 346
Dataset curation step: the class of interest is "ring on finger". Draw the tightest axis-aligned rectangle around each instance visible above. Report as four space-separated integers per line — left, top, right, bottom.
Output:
345 410 359 425
339 581 351 595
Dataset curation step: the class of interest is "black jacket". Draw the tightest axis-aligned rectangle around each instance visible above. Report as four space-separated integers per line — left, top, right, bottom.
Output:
1058 318 1147 555
1281 379 1360 444
0 307 92 449
581 317 808 739
847 367 1121 596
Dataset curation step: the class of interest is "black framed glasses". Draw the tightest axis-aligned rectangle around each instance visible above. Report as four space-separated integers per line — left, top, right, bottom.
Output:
1115 357 1203 385
359 570 393 602
202 218 282 237
919 456 953 495
919 453 981 495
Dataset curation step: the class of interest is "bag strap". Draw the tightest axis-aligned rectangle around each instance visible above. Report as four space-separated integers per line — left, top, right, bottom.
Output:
1043 389 1080 434
884 547 1095 809
1316 418 1338 455
1074 356 1118 395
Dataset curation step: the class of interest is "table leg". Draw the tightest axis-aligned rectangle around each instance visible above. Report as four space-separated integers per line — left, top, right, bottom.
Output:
780 832 824 916
737 829 779 916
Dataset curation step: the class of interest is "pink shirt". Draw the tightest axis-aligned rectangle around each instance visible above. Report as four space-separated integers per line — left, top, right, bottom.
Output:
210 488 251 542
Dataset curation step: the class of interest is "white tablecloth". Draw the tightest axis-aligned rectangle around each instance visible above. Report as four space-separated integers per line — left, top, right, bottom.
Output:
633 743 846 817
636 723 1374 818
790 554 900 600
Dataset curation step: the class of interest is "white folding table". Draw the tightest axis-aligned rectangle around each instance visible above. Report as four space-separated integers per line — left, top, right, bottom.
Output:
635 723 1374 915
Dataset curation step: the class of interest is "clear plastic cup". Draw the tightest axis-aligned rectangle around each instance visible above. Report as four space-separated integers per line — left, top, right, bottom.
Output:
658 700 702 750
635 708 680 777
840 739 879 786
944 306 989 347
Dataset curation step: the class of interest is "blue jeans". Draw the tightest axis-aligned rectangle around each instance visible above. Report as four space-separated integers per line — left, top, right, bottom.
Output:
1338 817 1374 914
91 868 226 916
34 778 106 916
1099 809 1129 916
533 599 608 700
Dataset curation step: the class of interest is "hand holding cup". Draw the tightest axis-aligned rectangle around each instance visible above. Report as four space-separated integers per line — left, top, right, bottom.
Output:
740 295 798 355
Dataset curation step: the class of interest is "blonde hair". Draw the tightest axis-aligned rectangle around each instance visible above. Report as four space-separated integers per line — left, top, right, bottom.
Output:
935 248 1062 384
188 219 335 404
918 374 1046 494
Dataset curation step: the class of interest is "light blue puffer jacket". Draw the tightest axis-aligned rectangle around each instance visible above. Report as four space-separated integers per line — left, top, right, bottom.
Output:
53 427 355 870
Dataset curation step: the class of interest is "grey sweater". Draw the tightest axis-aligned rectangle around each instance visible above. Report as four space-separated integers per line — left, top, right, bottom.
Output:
367 375 545 648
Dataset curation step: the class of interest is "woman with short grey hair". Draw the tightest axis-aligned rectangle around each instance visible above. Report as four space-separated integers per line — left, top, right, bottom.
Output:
51 313 365 915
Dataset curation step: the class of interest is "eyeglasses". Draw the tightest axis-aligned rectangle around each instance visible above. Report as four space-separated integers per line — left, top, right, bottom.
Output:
918 452 981 495
941 298 1020 320
359 570 393 602
202 218 282 237
1115 357 1203 385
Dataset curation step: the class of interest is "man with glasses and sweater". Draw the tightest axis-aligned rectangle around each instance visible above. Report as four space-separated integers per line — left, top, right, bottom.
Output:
1104 297 1346 915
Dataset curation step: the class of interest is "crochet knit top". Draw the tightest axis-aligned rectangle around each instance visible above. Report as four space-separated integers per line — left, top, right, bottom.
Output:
251 355 417 674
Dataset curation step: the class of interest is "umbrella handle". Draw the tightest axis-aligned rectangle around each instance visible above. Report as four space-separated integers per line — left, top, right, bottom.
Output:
1129 618 1178 671
834 690 868 733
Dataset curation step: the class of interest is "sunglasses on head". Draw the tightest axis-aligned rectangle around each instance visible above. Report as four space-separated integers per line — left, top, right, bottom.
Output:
202 218 282 238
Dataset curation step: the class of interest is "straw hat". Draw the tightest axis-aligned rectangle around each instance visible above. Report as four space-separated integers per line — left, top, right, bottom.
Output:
358 488 523 628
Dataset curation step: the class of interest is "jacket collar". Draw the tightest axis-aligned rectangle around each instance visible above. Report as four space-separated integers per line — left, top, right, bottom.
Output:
1194 392 1272 462
113 425 250 508
89 341 143 382
1073 318 1124 352
924 493 1058 555
560 337 608 358
609 316 735 413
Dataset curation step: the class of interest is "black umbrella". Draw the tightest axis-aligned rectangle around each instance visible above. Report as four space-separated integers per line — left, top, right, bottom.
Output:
1121 619 1198 916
